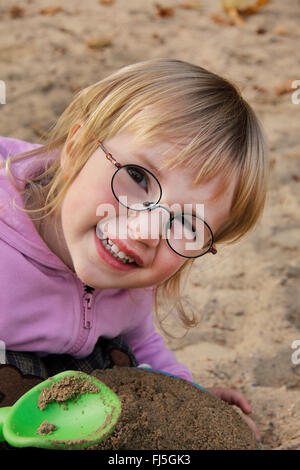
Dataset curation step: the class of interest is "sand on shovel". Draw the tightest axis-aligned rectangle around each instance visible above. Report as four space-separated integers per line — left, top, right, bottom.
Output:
37 374 100 411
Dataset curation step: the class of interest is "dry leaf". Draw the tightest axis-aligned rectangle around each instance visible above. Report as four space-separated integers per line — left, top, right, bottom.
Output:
283 152 299 159
253 85 267 93
9 6 25 18
256 27 267 34
154 3 175 18
226 7 245 26
220 0 272 27
99 0 115 5
238 0 272 15
40 6 64 15
178 2 202 10
221 0 271 14
85 36 112 49
211 12 233 26
221 0 249 10
274 80 295 96
272 26 287 35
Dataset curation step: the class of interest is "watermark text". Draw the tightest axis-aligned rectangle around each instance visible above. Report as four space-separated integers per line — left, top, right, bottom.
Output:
0 80 6 104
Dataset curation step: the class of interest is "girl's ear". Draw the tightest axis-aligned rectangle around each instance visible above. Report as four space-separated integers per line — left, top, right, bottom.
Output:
60 123 82 170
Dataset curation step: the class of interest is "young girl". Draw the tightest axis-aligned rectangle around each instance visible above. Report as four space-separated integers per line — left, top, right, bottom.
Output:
0 58 267 440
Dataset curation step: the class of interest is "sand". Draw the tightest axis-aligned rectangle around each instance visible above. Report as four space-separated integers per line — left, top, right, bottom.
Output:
90 367 260 450
37 420 57 435
0 365 260 449
0 0 300 450
37 374 100 410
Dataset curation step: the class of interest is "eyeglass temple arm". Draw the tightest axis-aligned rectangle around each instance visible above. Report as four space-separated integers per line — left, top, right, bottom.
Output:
92 135 122 169
209 245 217 255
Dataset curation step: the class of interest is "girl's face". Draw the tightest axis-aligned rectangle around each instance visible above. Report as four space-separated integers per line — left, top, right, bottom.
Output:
46 129 237 289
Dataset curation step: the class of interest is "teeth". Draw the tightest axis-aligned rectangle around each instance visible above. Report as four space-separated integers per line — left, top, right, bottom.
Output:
96 227 136 264
96 225 106 240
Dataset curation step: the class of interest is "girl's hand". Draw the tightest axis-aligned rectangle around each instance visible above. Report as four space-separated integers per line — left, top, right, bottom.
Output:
206 387 261 443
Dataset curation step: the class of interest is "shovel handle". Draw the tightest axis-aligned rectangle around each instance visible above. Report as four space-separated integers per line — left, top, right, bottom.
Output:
0 407 10 442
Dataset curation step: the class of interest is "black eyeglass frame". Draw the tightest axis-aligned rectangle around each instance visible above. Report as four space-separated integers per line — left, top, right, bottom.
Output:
92 135 217 258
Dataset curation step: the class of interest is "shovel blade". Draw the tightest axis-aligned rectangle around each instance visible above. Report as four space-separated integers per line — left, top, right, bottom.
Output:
2 371 121 449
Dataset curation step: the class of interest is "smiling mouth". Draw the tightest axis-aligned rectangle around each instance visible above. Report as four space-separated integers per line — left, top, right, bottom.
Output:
95 225 141 266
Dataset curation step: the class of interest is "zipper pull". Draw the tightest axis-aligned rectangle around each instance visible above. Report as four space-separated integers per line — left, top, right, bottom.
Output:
83 287 94 329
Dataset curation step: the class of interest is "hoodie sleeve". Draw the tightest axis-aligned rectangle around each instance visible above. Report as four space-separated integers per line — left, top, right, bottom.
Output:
122 288 194 383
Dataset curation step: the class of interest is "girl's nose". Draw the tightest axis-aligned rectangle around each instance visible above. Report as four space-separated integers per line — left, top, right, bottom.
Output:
126 208 168 248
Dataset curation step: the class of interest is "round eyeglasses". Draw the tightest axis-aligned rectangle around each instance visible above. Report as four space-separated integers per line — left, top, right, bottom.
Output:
92 135 217 259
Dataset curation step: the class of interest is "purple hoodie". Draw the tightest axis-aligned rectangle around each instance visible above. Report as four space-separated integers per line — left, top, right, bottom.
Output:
0 136 193 382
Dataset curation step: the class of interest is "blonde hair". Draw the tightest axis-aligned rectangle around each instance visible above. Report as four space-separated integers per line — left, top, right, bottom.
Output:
1 58 268 336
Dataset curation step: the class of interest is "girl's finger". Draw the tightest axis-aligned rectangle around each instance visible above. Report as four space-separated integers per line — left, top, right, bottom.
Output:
236 411 262 443
208 387 252 414
226 389 252 414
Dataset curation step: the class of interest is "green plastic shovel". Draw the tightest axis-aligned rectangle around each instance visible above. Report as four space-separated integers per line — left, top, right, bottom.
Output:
0 370 121 449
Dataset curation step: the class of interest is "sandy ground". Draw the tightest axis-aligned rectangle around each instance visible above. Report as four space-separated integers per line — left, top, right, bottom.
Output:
1 0 300 450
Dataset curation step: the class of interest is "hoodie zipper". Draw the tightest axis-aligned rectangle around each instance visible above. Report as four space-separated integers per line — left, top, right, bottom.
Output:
69 278 96 356
82 284 95 329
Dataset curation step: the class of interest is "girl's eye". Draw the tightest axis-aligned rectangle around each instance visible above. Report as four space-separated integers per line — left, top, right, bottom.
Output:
127 166 149 191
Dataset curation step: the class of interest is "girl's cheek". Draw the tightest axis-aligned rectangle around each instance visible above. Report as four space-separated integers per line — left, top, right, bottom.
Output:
152 251 184 280
95 196 120 227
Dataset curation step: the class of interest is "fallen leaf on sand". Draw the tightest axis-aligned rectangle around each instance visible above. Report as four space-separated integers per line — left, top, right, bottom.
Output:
272 26 287 35
226 7 245 26
218 0 272 27
256 27 267 34
99 0 115 5
222 0 272 14
154 3 175 18
283 152 299 159
211 13 233 25
85 36 113 49
274 80 295 96
40 6 64 15
253 85 268 93
9 6 26 18
178 2 202 10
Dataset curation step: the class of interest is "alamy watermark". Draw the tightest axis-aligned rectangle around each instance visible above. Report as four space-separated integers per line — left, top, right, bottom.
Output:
291 80 300 104
0 80 6 104
0 340 6 364
291 340 300 365
96 198 207 251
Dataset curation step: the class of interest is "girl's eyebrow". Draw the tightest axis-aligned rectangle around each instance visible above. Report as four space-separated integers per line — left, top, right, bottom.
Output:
103 141 160 174
132 151 162 176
